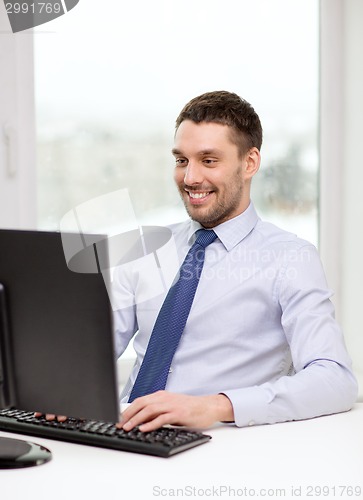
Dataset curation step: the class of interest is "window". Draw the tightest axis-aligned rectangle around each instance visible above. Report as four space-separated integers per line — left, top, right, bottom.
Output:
35 0 319 246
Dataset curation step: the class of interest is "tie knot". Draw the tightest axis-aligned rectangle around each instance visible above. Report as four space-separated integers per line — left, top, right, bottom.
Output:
194 229 217 248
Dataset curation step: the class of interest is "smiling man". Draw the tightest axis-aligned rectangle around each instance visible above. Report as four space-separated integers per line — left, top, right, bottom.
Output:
116 91 357 432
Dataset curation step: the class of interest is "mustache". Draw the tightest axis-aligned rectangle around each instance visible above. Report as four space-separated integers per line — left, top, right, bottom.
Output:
182 184 215 192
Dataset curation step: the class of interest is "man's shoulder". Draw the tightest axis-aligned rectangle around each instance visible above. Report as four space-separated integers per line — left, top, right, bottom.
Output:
254 217 315 252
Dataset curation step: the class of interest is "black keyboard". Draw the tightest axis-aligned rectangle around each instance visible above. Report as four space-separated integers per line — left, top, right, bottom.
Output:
0 408 211 458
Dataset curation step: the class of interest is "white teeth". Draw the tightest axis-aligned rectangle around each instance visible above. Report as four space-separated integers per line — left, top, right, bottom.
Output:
188 192 210 199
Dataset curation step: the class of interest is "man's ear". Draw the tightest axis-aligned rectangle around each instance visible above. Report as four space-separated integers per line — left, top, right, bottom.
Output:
244 147 261 180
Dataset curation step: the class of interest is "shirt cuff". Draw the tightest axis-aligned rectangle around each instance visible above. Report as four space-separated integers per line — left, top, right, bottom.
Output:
222 386 273 427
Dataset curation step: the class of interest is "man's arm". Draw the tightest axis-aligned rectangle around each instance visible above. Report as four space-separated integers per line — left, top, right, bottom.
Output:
226 244 357 427
222 359 357 427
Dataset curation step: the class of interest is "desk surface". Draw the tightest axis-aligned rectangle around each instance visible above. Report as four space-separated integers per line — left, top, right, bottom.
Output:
1 404 362 500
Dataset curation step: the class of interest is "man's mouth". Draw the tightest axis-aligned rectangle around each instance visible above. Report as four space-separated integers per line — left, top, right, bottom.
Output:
184 189 213 204
189 191 210 199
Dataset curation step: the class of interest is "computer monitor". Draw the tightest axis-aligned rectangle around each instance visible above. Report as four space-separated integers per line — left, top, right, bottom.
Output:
0 228 120 467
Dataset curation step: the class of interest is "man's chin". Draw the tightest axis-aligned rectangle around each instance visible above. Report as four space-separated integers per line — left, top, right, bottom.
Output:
185 206 216 227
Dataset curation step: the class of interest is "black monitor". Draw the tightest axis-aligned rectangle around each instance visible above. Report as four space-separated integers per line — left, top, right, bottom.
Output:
0 228 120 467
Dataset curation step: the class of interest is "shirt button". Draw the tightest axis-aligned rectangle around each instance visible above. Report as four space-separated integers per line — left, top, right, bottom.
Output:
169 368 173 373
248 420 255 426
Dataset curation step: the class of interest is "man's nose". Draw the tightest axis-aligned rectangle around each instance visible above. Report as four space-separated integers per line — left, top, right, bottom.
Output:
184 162 203 186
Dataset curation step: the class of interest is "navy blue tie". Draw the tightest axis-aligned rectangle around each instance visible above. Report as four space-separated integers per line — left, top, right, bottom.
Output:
128 229 217 402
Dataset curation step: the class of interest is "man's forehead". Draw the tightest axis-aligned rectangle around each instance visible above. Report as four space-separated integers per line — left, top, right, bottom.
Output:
173 120 237 151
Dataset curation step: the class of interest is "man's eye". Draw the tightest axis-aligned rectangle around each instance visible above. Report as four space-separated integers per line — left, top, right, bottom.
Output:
175 158 187 165
203 159 216 165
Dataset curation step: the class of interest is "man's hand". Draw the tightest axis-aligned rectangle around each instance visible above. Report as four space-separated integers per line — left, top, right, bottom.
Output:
117 391 234 432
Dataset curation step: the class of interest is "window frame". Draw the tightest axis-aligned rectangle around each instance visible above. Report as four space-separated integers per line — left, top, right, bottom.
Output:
0 5 36 229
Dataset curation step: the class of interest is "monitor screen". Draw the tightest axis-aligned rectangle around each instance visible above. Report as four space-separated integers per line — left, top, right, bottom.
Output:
0 229 120 423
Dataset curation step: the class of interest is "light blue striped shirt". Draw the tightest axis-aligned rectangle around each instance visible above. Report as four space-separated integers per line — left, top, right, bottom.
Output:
113 203 357 427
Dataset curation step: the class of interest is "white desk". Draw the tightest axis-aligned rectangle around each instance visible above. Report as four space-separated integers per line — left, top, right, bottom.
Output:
1 404 362 500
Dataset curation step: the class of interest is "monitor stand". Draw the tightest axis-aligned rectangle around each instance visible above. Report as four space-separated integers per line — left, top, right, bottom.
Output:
0 436 52 468
0 284 52 468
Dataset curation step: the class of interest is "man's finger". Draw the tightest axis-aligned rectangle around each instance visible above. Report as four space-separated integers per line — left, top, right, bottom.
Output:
33 412 67 421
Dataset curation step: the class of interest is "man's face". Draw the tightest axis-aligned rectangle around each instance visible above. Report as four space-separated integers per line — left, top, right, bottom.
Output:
173 120 254 228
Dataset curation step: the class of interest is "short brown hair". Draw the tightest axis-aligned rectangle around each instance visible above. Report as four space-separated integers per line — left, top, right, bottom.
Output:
175 90 263 155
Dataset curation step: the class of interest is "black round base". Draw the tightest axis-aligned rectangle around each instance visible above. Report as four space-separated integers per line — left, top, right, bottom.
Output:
0 436 52 469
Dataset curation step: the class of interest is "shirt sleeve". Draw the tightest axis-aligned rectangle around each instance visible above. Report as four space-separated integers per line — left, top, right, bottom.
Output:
222 244 358 427
111 265 138 358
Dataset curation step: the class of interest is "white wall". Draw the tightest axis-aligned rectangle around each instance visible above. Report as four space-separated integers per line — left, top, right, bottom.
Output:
341 0 363 388
320 0 363 395
0 4 36 229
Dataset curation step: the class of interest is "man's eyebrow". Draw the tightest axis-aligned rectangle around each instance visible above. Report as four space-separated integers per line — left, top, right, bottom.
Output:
171 148 223 156
197 149 223 156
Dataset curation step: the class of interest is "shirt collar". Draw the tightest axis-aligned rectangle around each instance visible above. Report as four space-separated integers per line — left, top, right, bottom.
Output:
187 202 259 251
